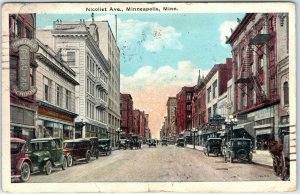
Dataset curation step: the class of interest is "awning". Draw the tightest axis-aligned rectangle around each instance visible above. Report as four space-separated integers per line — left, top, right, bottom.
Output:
256 129 271 136
278 124 290 128
233 122 255 138
254 124 272 129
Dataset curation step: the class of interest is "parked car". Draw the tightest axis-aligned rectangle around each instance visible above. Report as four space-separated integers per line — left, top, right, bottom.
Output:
176 138 186 147
161 139 168 146
28 137 67 175
98 139 112 156
148 139 157 147
118 138 129 150
86 137 100 159
203 138 222 157
129 135 142 149
11 138 32 182
63 138 96 167
223 138 253 163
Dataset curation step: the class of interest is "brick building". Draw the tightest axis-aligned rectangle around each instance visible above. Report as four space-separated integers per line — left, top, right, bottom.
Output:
226 13 287 148
9 14 39 141
120 93 133 135
166 97 176 137
133 109 146 137
176 86 193 136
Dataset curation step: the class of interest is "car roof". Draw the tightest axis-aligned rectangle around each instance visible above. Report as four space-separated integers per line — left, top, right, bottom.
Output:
30 137 62 142
230 138 251 141
11 137 26 143
207 138 222 140
63 139 90 143
99 138 110 141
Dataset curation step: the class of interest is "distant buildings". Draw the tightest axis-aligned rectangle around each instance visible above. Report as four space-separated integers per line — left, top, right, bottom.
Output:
166 97 177 137
120 93 150 138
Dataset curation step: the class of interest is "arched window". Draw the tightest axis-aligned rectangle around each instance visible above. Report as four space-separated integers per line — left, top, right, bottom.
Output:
283 81 289 105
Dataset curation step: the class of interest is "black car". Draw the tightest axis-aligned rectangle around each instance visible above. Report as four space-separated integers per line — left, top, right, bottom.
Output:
98 139 112 156
223 138 253 163
203 138 222 156
176 138 185 147
118 138 129 150
148 139 157 147
161 139 168 146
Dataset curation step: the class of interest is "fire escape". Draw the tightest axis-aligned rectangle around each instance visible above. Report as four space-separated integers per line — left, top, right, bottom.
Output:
235 26 275 112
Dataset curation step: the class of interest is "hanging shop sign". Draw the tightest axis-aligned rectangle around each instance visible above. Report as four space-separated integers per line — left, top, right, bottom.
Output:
11 38 39 97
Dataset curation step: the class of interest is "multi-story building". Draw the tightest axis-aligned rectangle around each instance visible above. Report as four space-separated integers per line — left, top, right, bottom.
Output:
9 14 38 141
120 93 133 135
133 109 141 135
166 97 177 138
176 86 193 136
35 39 79 139
38 18 111 138
144 114 151 139
226 13 286 149
192 71 206 129
87 19 121 147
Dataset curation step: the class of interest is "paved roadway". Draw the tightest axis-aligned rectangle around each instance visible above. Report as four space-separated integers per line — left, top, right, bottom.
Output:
27 144 280 182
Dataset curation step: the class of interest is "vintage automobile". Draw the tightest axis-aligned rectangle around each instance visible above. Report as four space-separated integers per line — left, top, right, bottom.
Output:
118 138 129 150
161 139 168 146
203 138 222 157
223 138 253 163
148 139 157 147
28 137 67 175
176 138 186 147
98 138 112 156
11 138 32 182
129 135 142 149
86 137 100 158
63 138 97 167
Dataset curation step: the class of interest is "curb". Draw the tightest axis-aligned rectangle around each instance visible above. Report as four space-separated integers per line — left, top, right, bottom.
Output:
186 146 273 169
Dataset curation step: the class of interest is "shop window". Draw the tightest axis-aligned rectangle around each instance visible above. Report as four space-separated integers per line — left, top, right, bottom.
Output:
283 81 289 105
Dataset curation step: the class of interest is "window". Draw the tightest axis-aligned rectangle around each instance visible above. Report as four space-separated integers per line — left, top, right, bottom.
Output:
283 82 289 105
207 87 211 102
67 52 75 66
56 84 62 106
213 104 217 116
15 19 22 37
187 92 192 100
25 28 32 39
213 81 217 98
208 107 212 117
187 104 191 111
44 77 51 101
66 89 71 109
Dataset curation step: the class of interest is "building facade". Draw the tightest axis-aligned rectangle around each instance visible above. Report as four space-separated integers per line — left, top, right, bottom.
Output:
40 19 111 138
35 39 79 139
120 93 133 136
176 87 194 135
166 97 176 137
9 14 38 141
226 13 286 149
88 20 121 147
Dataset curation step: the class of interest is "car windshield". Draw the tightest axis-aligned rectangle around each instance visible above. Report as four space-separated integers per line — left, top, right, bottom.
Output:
11 142 24 154
30 141 50 151
99 141 109 145
64 142 78 149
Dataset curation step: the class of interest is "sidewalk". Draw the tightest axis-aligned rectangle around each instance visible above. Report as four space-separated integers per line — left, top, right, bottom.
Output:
186 144 273 168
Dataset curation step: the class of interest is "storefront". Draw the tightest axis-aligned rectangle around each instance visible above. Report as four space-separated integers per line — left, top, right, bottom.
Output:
36 102 77 140
10 105 36 141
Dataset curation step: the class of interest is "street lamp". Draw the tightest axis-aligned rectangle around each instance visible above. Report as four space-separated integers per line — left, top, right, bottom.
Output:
191 128 197 149
224 115 238 140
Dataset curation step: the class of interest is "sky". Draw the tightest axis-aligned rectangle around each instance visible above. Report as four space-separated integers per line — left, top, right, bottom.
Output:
37 13 245 138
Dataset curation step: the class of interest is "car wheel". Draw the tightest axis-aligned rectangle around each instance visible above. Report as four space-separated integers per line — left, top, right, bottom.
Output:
20 162 30 182
67 155 73 167
86 152 91 163
207 152 210 157
45 160 52 175
96 151 99 159
237 149 247 160
62 157 67 170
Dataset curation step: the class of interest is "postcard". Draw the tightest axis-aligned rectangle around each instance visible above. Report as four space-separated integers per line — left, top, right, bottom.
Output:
1 2 296 193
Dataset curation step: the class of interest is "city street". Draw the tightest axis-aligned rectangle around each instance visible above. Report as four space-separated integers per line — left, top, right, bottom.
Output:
28 145 280 182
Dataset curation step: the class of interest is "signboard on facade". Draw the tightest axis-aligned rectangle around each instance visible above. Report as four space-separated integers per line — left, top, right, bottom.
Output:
209 114 225 125
248 106 274 121
11 38 39 97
